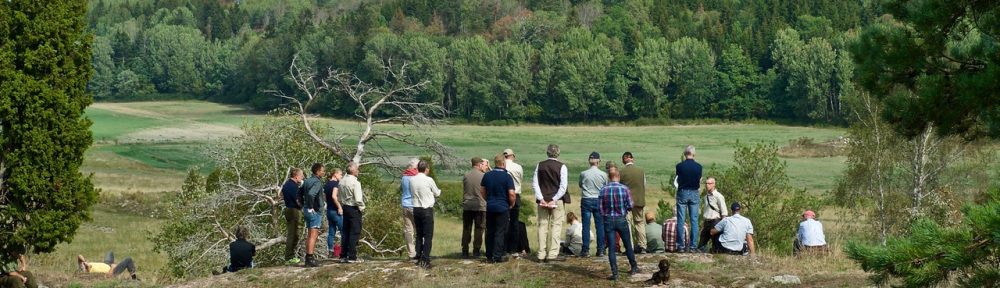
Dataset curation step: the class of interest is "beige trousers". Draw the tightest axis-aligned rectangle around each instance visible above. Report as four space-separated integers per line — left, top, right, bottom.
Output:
630 207 647 250
402 207 416 258
536 200 565 260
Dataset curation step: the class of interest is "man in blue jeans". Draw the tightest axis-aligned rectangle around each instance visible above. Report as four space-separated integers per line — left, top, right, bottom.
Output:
599 167 639 280
578 151 608 257
324 168 344 258
675 145 703 253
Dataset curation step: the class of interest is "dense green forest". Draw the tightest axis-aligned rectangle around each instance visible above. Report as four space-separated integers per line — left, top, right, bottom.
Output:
87 0 882 123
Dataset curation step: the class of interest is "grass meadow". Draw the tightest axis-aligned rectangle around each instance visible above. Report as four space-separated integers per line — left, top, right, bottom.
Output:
32 101 867 287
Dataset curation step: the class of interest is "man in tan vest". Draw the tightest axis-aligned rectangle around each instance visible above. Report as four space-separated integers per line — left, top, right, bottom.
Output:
620 152 648 254
532 144 569 262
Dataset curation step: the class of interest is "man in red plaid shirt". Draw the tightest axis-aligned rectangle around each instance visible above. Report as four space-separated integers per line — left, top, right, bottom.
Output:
661 206 689 252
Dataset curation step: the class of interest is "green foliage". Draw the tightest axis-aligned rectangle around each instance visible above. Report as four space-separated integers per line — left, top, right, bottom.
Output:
717 142 819 254
666 37 716 118
0 0 98 258
850 0 1000 139
845 187 1000 287
771 28 852 122
655 199 673 222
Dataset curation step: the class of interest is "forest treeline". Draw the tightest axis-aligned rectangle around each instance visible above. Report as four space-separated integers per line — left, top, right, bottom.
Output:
87 0 881 123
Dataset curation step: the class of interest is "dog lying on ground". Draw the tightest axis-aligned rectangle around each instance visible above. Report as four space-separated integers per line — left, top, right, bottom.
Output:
646 258 670 285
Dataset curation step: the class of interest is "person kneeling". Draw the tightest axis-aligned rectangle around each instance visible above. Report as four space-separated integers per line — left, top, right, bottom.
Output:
709 202 755 256
77 251 139 280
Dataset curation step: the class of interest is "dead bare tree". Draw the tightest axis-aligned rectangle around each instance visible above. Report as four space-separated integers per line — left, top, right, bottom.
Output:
270 54 452 168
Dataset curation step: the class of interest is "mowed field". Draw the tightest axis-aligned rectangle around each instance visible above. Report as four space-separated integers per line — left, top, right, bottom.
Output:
33 101 860 287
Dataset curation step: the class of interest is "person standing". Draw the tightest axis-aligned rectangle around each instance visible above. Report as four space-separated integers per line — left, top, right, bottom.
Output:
599 167 640 280
699 177 727 253
339 163 366 263
482 154 516 263
620 152 648 254
324 168 345 258
300 163 326 267
502 149 524 256
794 210 828 255
461 157 489 258
281 168 305 264
532 144 569 262
675 145 703 253
409 160 442 269
579 152 609 257
399 159 420 260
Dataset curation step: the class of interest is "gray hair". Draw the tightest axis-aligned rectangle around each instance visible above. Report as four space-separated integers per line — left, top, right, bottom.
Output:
546 144 560 158
408 158 420 169
684 145 696 156
348 162 360 175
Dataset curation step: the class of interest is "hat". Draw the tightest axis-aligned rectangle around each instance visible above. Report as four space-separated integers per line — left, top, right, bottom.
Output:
589 151 601 159
731 202 742 211
803 210 816 219
471 157 483 165
503 148 515 156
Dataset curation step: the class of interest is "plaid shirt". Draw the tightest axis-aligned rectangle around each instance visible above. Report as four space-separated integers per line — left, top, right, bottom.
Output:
599 182 632 217
661 217 689 252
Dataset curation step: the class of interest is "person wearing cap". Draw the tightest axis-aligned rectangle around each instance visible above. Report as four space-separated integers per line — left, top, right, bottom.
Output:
599 167 640 280
674 145 703 253
461 157 489 258
578 151 609 257
502 148 525 256
620 152 648 254
698 177 727 253
710 202 755 255
794 210 827 255
532 144 570 262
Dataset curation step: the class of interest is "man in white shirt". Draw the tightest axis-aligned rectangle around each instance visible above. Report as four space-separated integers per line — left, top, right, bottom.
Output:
794 210 827 255
699 177 727 253
409 160 442 269
503 148 525 256
338 163 365 263
532 144 569 262
710 202 755 256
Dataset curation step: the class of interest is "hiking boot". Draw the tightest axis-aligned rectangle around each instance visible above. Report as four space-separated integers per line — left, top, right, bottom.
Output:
461 252 470 259
286 257 302 265
472 250 482 258
607 274 619 281
629 267 641 276
305 255 319 267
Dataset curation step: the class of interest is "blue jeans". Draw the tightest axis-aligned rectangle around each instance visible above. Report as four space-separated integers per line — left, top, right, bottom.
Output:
326 208 344 250
580 198 605 255
604 216 636 275
676 189 700 251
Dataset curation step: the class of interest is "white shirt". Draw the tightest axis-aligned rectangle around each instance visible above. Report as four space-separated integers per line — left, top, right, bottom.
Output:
564 220 585 255
797 219 827 246
505 159 524 195
532 159 568 202
338 174 365 211
408 173 441 208
714 213 754 252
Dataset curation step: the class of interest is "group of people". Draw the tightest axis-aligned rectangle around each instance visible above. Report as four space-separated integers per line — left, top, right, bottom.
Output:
268 144 827 280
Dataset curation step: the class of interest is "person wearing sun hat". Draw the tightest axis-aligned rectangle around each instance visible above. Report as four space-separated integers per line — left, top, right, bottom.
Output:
502 148 525 256
710 202 755 255
794 210 827 255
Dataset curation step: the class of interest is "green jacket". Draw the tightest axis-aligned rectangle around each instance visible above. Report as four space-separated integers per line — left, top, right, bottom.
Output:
620 163 646 207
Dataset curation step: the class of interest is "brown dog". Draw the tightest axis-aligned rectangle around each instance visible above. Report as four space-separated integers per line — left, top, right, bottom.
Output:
646 258 670 285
